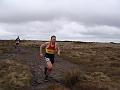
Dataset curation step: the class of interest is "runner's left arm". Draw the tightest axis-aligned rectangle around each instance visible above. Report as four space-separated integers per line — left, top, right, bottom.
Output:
56 43 61 56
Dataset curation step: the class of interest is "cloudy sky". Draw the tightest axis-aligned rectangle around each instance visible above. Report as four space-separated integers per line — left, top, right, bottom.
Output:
0 0 120 42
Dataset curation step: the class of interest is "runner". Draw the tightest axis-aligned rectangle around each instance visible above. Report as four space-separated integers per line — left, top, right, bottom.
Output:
15 36 20 49
40 35 60 81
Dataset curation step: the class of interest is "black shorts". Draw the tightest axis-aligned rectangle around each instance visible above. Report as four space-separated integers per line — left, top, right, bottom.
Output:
16 43 19 45
44 53 55 64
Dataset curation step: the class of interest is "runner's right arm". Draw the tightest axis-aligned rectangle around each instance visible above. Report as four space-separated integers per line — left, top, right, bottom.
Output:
40 42 48 57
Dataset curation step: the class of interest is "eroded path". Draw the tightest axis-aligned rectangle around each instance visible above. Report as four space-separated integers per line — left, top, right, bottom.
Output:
0 46 79 90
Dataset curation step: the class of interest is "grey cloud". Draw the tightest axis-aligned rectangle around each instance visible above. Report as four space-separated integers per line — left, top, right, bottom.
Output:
0 20 120 42
0 0 120 27
0 0 120 42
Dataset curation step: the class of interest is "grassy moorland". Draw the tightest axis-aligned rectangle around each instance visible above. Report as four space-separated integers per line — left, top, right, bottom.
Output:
0 40 120 90
60 41 120 90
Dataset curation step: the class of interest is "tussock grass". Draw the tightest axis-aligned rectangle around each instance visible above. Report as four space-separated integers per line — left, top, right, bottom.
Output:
63 68 118 90
0 60 32 90
47 83 70 90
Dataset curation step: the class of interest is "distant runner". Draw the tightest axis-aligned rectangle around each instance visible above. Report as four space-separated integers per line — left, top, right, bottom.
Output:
40 35 60 81
15 36 20 49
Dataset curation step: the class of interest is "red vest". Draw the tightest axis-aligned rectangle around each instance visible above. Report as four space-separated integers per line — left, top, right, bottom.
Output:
46 42 56 54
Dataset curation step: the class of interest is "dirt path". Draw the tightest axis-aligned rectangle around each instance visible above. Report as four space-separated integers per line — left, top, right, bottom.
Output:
0 46 79 90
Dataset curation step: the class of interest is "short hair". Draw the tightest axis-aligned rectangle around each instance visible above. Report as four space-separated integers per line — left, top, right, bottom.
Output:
51 35 56 39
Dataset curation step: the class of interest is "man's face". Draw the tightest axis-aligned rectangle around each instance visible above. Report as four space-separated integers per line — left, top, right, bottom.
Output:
51 37 56 42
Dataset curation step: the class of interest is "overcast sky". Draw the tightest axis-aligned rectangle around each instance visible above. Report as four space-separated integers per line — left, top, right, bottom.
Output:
0 0 120 42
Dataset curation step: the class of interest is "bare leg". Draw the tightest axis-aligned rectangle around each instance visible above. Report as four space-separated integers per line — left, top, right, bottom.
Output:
44 61 53 80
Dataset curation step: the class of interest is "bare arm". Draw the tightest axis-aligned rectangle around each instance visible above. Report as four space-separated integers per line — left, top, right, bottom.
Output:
40 42 48 54
56 43 61 55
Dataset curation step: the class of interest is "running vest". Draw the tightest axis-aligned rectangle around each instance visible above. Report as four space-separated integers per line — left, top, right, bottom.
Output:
46 42 56 54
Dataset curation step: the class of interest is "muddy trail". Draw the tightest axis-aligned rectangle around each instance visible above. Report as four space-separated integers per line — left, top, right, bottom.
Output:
0 45 79 90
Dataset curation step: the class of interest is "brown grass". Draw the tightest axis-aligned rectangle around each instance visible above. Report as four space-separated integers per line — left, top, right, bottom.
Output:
63 68 118 90
63 68 81 87
47 83 70 90
0 40 120 90
0 60 32 90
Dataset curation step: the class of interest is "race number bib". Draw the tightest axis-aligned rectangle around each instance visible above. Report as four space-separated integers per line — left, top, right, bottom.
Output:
45 58 50 62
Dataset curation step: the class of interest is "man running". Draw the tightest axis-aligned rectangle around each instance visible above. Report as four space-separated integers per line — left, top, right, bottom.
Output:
40 35 60 81
15 36 20 49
